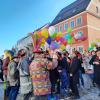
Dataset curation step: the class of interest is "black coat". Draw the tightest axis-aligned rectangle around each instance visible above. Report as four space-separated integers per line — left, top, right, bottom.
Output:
62 57 69 72
79 57 85 73
49 59 60 83
49 67 60 83
70 57 80 84
90 56 100 86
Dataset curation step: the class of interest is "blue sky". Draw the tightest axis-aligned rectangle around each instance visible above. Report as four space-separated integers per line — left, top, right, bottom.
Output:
0 0 75 56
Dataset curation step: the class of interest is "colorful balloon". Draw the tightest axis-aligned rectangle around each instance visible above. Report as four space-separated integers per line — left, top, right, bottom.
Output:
74 34 80 40
71 33 74 37
67 27 72 33
62 40 67 46
59 37 65 43
40 38 46 45
80 36 87 41
60 45 66 50
51 32 57 38
90 42 96 48
46 37 52 45
68 38 73 44
56 36 61 42
49 26 55 36
88 47 93 52
57 32 63 37
66 45 71 50
41 28 49 39
37 31 42 38
64 34 71 40
50 42 60 50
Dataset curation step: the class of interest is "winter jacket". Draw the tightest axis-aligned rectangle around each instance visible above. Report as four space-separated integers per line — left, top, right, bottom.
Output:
19 57 32 94
7 61 19 86
90 56 100 86
3 57 10 76
62 57 69 72
70 57 80 84
83 56 94 70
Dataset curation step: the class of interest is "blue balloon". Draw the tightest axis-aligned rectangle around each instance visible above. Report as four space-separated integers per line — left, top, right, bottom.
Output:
50 42 60 50
46 37 52 45
64 33 71 40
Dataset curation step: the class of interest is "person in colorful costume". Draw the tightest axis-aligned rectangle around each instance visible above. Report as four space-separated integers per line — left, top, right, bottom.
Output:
30 49 53 100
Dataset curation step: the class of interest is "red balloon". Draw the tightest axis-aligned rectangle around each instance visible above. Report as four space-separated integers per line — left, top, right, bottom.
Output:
62 40 67 46
71 33 74 37
74 38 78 42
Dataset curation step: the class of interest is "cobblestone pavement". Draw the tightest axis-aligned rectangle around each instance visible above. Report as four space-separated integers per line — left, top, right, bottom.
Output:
0 82 4 100
0 82 100 100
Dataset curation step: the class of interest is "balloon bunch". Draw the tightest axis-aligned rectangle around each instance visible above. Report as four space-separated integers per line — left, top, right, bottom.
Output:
48 27 73 50
33 26 87 51
74 32 86 41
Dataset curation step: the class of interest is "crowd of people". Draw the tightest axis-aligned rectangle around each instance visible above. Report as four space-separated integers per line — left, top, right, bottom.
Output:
0 46 100 100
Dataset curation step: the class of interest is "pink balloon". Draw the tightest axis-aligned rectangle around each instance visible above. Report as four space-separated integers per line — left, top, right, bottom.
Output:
80 36 87 41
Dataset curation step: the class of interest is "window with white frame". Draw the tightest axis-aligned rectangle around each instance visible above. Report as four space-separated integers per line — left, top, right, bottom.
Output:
76 17 82 25
77 46 84 54
60 25 63 32
70 20 75 28
55 26 59 32
64 23 68 30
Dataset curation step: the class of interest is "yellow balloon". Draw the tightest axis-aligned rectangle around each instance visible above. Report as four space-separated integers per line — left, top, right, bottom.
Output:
57 32 63 37
60 45 66 50
41 28 49 39
41 38 46 44
96 38 100 42
41 43 45 46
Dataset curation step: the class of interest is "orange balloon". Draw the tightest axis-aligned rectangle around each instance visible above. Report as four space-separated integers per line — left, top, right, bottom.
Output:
37 31 42 38
56 36 61 42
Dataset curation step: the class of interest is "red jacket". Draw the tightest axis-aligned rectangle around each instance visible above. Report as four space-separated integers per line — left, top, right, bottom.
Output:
3 57 10 76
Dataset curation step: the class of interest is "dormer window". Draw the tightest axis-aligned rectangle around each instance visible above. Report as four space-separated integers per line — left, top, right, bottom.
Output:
72 9 76 13
58 16 61 21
